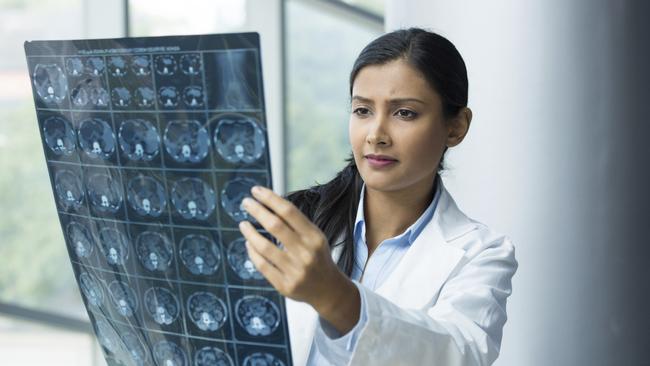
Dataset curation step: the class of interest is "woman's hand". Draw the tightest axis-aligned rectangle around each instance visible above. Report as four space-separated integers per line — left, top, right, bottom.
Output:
238 185 360 334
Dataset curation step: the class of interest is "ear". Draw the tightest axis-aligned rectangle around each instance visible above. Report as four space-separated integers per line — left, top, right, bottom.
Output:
445 107 472 148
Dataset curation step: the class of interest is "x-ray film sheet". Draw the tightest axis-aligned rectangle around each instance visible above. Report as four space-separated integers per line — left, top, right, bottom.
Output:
24 32 292 366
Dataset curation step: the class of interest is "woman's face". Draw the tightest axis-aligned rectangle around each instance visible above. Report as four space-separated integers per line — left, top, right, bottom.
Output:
349 58 449 193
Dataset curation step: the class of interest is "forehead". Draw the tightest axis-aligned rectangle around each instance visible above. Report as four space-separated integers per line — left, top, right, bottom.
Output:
352 59 439 102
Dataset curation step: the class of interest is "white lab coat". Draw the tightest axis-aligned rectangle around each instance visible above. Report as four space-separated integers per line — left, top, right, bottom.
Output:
285 178 518 365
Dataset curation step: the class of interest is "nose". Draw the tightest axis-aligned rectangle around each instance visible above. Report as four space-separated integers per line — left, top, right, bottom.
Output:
366 115 391 146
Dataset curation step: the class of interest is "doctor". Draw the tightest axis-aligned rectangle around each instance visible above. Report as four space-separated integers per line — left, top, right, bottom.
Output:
238 28 518 365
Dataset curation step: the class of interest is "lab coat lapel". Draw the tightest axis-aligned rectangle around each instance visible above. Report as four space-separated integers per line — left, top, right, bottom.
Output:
375 182 476 308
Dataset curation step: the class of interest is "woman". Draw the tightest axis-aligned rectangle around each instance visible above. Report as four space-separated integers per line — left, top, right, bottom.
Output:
238 28 518 366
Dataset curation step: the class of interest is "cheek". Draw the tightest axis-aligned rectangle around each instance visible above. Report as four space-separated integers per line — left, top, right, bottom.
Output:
348 119 364 153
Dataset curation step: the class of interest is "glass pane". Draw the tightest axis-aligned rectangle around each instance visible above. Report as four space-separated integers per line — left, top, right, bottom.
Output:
286 0 380 191
0 0 87 319
340 0 384 17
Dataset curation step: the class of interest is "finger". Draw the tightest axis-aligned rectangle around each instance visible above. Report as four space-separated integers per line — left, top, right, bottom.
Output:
241 196 302 252
249 185 317 237
238 220 293 271
245 239 285 290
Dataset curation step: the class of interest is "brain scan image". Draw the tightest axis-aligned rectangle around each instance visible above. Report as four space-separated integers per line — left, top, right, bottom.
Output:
144 287 180 325
32 64 67 104
78 118 116 159
163 120 210 164
98 227 129 266
54 170 84 210
135 231 173 272
95 319 121 354
126 175 166 217
43 116 76 155
121 332 148 366
66 221 94 259
111 87 132 108
220 177 261 222
227 238 264 280
131 55 151 76
108 280 138 317
71 85 90 106
183 86 204 108
108 56 128 77
242 352 286 366
179 234 221 275
170 177 216 220
155 55 177 76
66 57 84 76
134 86 155 108
90 86 109 107
180 53 201 75
214 117 265 164
86 57 105 76
194 346 234 366
235 295 280 337
79 272 104 308
153 340 188 366
118 119 160 161
86 173 123 213
187 291 227 332
158 86 179 108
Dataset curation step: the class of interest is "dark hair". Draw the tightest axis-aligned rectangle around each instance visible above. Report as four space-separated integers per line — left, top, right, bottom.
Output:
286 28 469 276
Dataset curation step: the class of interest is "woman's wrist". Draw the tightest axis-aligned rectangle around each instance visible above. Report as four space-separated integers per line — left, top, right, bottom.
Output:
311 268 361 335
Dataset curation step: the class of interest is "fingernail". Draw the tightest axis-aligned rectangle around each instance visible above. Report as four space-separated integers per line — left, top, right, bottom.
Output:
251 185 263 195
241 197 252 207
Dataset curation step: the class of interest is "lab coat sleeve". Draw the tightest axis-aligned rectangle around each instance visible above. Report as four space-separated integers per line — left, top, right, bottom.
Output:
348 237 518 366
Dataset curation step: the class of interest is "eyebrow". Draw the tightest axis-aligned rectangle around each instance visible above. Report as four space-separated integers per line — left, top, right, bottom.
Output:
351 95 426 105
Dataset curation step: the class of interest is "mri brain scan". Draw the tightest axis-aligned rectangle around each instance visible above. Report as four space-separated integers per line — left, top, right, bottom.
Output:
180 53 201 75
235 295 280 337
111 87 132 108
242 352 286 366
32 64 67 104
144 287 180 325
108 56 128 77
127 175 166 217
43 116 76 155
163 120 210 163
227 238 264 280
77 118 116 159
95 319 121 354
155 55 177 76
98 227 129 266
118 119 160 161
194 346 234 366
131 55 151 76
86 173 123 213
108 280 138 317
183 86 204 108
121 332 148 366
79 272 104 308
179 234 221 275
54 169 84 209
153 340 188 366
170 177 216 220
187 291 228 332
71 85 90 106
66 57 84 76
86 57 105 76
135 231 173 272
134 86 155 108
214 116 265 164
66 221 94 259
158 86 179 108
89 86 109 107
220 177 261 222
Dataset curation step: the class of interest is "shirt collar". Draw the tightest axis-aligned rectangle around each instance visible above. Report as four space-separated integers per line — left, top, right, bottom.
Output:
354 174 442 246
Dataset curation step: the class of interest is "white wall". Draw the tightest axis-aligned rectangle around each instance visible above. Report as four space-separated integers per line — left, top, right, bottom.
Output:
386 1 647 365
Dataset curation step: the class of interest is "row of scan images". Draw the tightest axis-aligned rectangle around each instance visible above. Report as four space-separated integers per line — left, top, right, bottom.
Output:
68 220 265 282
54 168 262 225
95 322 288 366
43 115 265 166
31 51 261 111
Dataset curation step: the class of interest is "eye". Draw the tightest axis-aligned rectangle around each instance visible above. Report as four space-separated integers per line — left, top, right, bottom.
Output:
395 109 418 120
353 107 371 117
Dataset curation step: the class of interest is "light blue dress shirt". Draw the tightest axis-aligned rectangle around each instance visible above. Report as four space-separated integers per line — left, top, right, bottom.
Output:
306 174 442 365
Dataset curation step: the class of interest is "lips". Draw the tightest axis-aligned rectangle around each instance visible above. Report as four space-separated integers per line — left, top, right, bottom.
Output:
365 154 397 162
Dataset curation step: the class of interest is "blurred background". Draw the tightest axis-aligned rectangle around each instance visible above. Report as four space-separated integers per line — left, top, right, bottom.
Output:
1 0 648 365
